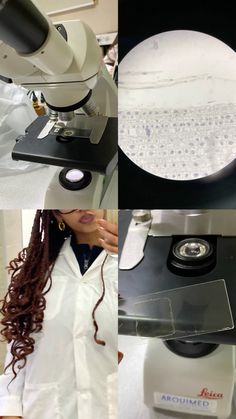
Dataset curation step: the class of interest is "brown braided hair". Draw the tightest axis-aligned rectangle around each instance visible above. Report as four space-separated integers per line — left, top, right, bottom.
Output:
0 210 107 382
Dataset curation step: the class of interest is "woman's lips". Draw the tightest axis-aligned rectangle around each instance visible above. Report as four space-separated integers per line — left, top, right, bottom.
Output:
79 213 95 224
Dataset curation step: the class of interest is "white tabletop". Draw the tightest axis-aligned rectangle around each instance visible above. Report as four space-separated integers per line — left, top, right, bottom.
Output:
0 166 57 208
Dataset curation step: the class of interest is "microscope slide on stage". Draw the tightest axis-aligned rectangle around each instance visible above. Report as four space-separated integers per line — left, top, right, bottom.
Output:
0 0 117 208
119 210 236 419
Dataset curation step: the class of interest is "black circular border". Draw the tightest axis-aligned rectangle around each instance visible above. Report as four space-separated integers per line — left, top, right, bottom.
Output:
59 168 92 191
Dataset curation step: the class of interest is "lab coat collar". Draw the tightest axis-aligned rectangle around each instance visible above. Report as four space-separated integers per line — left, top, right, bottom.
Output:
58 237 109 279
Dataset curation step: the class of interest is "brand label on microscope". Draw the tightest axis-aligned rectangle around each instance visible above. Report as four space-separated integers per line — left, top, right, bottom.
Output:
154 392 217 413
198 387 224 399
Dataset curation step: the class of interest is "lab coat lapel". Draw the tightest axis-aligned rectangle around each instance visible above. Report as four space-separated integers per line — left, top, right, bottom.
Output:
57 237 107 279
57 238 82 278
83 251 118 283
82 248 107 278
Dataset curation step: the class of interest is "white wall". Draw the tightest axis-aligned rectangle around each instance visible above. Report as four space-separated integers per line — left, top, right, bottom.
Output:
22 210 36 248
37 0 118 34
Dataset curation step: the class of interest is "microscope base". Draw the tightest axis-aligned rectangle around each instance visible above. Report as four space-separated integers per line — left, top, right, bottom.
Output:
44 168 117 208
144 339 235 418
100 167 118 208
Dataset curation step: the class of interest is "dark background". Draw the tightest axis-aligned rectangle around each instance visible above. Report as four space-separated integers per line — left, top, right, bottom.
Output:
118 1 236 209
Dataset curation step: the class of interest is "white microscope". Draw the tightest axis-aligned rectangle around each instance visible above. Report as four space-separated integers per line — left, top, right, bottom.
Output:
119 210 236 419
0 0 117 208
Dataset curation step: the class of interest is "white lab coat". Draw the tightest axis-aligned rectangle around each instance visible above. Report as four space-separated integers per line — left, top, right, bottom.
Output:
0 238 118 419
0 81 41 176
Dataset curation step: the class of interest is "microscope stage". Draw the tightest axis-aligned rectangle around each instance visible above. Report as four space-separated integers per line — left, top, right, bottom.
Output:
119 211 236 345
12 115 117 175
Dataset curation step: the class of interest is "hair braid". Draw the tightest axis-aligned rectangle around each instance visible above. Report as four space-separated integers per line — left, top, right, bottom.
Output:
0 210 60 381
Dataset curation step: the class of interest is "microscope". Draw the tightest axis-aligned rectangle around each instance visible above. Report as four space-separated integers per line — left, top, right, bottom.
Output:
119 210 236 418
0 0 117 207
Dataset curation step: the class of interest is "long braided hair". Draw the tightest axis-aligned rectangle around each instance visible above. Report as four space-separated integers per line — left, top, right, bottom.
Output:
0 210 107 381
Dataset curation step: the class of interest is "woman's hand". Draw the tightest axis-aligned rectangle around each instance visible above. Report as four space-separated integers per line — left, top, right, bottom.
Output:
97 219 118 254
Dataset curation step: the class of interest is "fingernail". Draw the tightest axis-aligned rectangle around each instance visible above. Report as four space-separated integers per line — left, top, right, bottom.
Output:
100 238 108 244
97 219 106 224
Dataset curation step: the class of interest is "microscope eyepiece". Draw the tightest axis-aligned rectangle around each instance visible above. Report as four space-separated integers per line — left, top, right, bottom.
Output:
0 0 49 54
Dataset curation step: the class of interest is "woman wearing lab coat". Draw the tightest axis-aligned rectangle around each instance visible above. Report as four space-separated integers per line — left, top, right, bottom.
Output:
0 209 118 419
